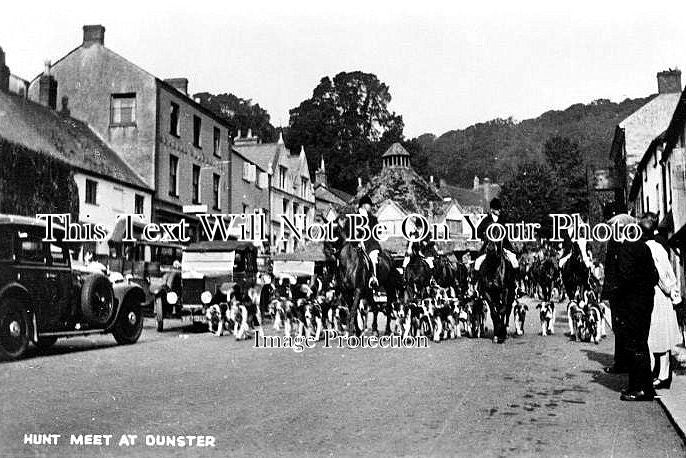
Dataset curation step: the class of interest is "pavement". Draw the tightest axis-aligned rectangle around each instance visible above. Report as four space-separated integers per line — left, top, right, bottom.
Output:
657 344 686 443
0 296 685 457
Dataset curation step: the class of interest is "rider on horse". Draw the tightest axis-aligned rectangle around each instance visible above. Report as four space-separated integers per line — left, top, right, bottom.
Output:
558 213 594 270
357 195 382 288
402 221 438 270
474 198 519 272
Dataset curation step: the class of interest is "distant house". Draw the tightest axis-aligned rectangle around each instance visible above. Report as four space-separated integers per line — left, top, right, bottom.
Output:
234 131 315 253
610 69 682 213
26 25 233 240
0 76 153 257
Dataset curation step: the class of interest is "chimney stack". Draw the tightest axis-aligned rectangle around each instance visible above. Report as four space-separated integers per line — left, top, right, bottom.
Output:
439 178 447 189
657 69 682 94
38 60 57 110
0 47 9 93
473 176 480 190
83 25 105 47
164 78 189 96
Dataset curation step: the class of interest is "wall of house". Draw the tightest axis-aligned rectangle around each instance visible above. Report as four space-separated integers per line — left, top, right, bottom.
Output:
229 150 269 214
28 44 158 188
75 173 152 254
155 85 231 215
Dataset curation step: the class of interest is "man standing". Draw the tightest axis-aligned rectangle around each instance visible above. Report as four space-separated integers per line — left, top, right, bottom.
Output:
602 232 628 374
615 215 659 401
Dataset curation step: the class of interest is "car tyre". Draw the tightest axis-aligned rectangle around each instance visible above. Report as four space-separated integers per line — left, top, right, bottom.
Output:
81 274 115 326
112 298 144 345
0 298 30 360
35 336 58 350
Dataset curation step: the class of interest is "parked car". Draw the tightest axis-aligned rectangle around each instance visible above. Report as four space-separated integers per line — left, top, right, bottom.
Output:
0 215 146 360
152 240 257 331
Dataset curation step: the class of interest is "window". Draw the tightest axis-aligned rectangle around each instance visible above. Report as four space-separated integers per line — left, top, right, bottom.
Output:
49 243 67 266
85 179 97 205
110 93 136 126
169 155 179 197
242 203 249 214
135 194 145 215
17 231 44 264
193 116 202 148
447 219 463 236
192 165 201 204
257 171 268 189
243 162 256 182
213 174 220 209
303 206 309 219
301 178 308 198
213 127 221 156
282 199 289 215
170 102 180 136
668 162 673 205
279 166 287 189
646 195 650 212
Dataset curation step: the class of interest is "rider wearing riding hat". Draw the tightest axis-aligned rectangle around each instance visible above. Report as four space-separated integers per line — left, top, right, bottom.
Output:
474 197 519 271
558 213 594 271
403 219 438 270
357 195 382 288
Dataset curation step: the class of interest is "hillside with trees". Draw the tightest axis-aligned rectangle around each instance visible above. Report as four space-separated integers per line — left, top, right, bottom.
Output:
419 96 655 187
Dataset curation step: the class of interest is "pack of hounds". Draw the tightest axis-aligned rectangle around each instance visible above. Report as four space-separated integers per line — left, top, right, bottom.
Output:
202 276 606 345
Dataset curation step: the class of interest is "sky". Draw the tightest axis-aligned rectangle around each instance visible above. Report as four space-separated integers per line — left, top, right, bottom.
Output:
1 0 686 138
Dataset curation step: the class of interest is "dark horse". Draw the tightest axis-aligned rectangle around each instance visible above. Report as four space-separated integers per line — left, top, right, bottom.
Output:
560 243 591 303
432 254 469 296
404 253 433 301
328 223 401 336
478 240 516 343
536 248 559 302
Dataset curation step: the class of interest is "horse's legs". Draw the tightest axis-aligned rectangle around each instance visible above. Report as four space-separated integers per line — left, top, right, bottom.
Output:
349 289 362 336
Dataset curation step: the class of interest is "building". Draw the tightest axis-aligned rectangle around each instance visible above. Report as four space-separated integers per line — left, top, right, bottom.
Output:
313 156 352 222
26 25 233 239
355 143 482 258
0 61 153 257
610 69 682 213
229 145 270 215
234 131 315 253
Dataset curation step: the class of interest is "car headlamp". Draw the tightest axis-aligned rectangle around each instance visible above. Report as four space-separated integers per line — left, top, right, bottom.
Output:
166 291 178 305
201 291 213 305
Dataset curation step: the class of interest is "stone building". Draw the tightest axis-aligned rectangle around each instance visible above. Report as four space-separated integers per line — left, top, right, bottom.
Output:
26 25 234 239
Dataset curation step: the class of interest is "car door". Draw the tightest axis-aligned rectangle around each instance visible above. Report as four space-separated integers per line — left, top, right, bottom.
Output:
14 227 60 331
46 242 73 325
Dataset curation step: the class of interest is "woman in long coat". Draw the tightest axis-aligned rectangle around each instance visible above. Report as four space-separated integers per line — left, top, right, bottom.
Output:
644 215 681 390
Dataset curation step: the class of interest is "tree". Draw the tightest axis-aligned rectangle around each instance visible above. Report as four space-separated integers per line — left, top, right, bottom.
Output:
287 71 405 192
499 161 564 238
542 136 589 215
194 92 277 143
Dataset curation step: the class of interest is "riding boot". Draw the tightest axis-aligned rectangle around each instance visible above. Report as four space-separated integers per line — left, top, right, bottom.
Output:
369 261 379 289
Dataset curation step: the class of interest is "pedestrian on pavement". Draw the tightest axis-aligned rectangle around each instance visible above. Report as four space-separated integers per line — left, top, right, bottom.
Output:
642 213 682 391
601 213 634 374
616 214 660 401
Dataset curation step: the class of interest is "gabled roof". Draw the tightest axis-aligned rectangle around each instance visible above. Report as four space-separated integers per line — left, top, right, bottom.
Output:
0 90 150 191
314 183 347 206
618 93 679 183
233 143 281 172
437 183 488 209
328 187 353 203
382 142 411 158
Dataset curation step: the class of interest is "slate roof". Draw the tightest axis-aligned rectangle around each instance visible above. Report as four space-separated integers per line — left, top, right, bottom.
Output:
618 93 680 184
0 90 150 191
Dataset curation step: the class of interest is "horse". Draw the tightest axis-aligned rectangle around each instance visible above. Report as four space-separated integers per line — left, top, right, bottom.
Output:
332 227 402 337
432 254 470 297
561 242 591 305
477 240 517 343
404 253 433 302
536 253 558 303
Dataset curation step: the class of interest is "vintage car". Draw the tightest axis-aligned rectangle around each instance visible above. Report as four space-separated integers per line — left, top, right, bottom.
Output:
152 240 257 331
0 215 146 360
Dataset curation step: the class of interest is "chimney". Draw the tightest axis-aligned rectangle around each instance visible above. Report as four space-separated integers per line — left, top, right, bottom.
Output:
429 175 434 185
38 60 57 110
473 176 480 190
164 78 188 96
657 69 681 94
0 47 9 93
60 96 70 116
315 155 327 188
357 177 363 190
82 25 105 47
483 177 492 205
439 178 447 189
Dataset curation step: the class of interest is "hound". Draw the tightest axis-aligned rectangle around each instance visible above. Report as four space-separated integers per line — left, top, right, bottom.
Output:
513 300 528 336
537 301 555 336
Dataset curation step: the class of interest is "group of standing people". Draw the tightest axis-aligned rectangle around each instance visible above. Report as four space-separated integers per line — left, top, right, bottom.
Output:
602 212 682 401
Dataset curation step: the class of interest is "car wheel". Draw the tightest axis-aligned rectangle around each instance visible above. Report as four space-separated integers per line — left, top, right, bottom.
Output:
112 299 144 345
154 297 164 332
0 298 29 360
81 274 115 326
35 336 58 350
